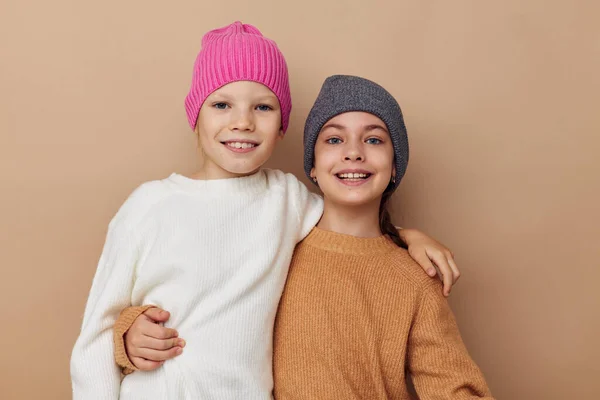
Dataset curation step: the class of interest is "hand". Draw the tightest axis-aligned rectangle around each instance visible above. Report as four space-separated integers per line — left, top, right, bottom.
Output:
399 228 460 297
125 307 185 371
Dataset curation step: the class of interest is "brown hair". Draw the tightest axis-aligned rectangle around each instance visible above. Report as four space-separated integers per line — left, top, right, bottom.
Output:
379 185 407 249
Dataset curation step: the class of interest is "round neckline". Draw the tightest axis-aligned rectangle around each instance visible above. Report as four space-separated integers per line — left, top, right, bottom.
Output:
166 170 268 195
303 226 398 256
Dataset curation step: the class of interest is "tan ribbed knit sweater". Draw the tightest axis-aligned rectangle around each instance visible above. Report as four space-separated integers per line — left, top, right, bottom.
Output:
272 227 493 399
114 227 493 399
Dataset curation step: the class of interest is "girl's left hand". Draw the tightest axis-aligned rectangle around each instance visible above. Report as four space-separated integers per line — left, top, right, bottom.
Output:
399 228 460 297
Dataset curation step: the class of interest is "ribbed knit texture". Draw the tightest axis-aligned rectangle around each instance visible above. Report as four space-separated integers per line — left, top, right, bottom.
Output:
70 169 323 400
184 21 292 132
273 227 494 400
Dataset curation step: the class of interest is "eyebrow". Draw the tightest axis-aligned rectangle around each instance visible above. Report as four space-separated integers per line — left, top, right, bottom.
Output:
321 123 346 131
365 124 389 133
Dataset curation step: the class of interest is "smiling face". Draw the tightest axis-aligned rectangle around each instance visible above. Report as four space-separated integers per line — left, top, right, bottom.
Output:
195 80 284 179
311 111 395 208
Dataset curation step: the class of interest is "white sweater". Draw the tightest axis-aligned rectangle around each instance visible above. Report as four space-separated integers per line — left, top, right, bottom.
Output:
70 169 323 400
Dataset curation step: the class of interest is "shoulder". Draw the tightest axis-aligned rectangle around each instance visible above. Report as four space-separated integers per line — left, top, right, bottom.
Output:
263 169 321 203
262 169 322 239
384 246 443 294
263 169 305 191
109 178 176 231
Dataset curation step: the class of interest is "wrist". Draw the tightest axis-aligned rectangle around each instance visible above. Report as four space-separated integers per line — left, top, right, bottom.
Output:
396 226 410 243
399 228 427 245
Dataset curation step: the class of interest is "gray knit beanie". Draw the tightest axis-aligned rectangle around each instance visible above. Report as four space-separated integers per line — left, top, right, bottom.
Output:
304 75 409 191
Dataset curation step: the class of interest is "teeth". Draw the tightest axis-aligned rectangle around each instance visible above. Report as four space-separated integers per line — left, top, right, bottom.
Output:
338 172 368 179
226 142 256 149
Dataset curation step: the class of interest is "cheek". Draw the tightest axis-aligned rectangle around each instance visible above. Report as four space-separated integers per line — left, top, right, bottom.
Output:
258 114 283 137
199 114 221 132
378 159 394 174
197 113 227 143
313 149 338 175
374 147 394 173
196 124 222 153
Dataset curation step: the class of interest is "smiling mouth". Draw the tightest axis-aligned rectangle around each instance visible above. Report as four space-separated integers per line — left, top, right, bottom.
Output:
334 172 373 186
222 141 258 149
221 140 260 153
335 172 372 180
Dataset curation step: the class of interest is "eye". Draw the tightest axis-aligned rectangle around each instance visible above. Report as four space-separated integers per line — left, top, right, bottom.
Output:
365 137 382 145
326 137 342 144
256 104 273 111
213 102 229 110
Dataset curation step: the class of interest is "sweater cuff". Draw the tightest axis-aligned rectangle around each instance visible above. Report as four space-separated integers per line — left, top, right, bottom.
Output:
113 305 155 375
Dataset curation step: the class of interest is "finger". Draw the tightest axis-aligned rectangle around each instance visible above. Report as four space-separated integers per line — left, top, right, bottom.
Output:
409 248 438 278
447 255 461 283
128 336 184 358
133 319 178 340
134 346 183 362
143 336 185 351
143 307 171 323
130 356 164 371
131 335 185 352
428 251 453 296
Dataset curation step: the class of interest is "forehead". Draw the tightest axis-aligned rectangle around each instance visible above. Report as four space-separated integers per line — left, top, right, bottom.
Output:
209 80 277 99
320 112 390 139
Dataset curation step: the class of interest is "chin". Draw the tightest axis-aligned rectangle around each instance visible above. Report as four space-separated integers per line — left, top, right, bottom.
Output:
222 162 264 175
328 193 381 208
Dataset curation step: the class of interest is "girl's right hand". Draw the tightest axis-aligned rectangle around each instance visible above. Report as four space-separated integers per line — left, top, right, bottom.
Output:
125 307 186 371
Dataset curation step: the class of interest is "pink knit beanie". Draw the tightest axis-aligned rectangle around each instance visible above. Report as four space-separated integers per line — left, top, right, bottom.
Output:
184 21 292 132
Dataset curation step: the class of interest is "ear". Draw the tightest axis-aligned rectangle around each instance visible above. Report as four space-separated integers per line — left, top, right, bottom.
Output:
310 167 317 181
277 128 285 140
392 164 396 179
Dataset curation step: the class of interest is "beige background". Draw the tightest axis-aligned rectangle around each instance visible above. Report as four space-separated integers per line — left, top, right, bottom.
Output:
1 0 599 399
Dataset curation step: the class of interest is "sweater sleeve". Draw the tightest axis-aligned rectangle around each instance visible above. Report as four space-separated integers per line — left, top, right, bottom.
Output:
70 219 141 400
407 282 494 399
114 305 156 375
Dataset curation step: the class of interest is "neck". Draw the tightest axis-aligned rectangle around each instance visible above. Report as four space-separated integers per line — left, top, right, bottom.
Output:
317 197 382 238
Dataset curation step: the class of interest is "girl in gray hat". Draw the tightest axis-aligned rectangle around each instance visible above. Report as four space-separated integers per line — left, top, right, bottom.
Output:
270 75 494 399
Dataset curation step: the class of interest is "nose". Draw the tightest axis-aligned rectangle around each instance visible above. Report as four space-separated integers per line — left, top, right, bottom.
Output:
344 141 363 161
229 109 255 132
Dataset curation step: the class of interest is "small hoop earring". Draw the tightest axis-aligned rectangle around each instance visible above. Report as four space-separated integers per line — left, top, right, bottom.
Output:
391 176 396 183
312 176 318 182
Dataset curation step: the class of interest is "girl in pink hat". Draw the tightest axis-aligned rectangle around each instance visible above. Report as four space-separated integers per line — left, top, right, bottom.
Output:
70 22 459 399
